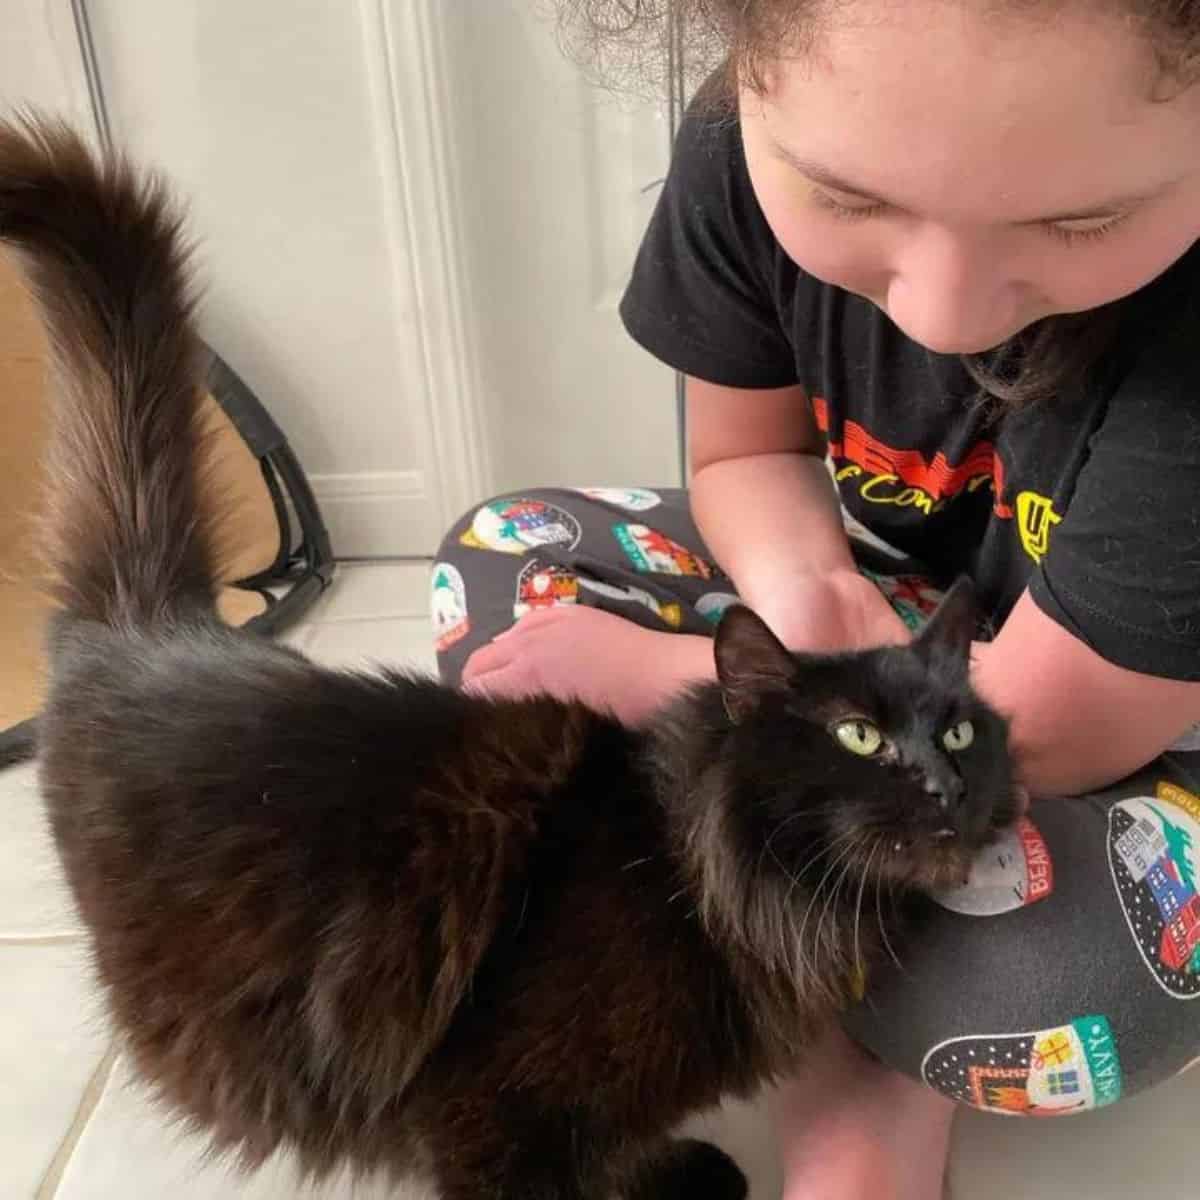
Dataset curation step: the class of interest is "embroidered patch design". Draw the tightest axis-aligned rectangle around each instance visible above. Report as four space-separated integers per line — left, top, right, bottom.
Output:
461 498 581 555
922 1015 1122 1116
1108 783 1200 998
514 560 578 618
1015 491 1062 564
696 592 741 625
611 524 714 579
859 570 945 633
577 577 682 630
430 563 470 652
932 817 1054 915
576 486 662 512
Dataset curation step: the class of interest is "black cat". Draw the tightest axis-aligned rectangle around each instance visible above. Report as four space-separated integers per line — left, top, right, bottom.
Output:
3 117 1021 1199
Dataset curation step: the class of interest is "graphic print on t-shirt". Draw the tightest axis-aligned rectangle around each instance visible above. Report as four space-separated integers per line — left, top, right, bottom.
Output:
1014 491 1063 564
812 396 1000 517
812 397 1065 567
922 1015 1122 1115
1108 782 1200 998
1167 722 1200 753
841 508 909 560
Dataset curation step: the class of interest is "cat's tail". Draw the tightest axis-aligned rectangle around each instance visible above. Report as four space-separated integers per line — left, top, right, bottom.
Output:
0 114 214 628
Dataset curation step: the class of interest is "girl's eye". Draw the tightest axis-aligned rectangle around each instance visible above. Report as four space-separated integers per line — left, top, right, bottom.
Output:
808 182 1131 246
942 720 975 752
810 187 886 222
1045 212 1129 246
833 719 885 757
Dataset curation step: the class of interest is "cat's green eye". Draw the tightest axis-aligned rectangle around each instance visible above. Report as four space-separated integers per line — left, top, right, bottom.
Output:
942 720 975 752
833 719 884 757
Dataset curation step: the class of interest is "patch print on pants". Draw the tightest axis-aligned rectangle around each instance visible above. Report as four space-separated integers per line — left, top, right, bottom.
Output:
695 591 741 626
922 1015 1122 1116
1108 782 1200 998
461 498 581 555
859 569 945 633
576 577 683 630
931 817 1054 916
431 563 470 652
575 486 662 512
514 559 578 618
611 523 715 578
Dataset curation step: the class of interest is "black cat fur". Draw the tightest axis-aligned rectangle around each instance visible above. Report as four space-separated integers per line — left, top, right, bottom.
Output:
2 117 1021 1199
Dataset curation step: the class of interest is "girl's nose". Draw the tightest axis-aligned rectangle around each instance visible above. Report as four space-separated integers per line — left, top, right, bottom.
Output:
885 226 1021 355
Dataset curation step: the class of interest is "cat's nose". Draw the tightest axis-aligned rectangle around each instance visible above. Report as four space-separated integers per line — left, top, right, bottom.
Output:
925 775 966 837
925 774 964 811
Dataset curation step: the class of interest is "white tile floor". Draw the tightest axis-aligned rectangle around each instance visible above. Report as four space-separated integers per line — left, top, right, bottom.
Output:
3 561 1198 1198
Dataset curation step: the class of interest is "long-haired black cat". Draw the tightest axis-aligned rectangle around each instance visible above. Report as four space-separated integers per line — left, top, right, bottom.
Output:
4 117 1021 1199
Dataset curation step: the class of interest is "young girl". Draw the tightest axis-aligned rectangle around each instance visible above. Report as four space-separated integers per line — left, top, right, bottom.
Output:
433 2 1200 1196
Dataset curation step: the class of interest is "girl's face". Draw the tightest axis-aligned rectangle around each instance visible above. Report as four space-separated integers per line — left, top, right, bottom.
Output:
739 3 1200 354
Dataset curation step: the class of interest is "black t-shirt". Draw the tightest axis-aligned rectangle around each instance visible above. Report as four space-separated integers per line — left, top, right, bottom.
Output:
620 104 1200 682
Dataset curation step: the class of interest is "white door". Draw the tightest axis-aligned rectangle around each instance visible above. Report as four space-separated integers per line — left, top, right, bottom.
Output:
439 1 681 495
0 1 679 555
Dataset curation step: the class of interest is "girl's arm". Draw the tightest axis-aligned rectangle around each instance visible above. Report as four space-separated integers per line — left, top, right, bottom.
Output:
687 376 908 652
971 592 1200 795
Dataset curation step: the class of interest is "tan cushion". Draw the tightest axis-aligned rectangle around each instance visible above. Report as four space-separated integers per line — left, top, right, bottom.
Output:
200 391 284 586
0 251 280 735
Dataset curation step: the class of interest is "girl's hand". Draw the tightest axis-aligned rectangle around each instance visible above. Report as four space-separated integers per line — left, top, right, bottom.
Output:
461 606 713 726
461 567 907 726
751 567 911 654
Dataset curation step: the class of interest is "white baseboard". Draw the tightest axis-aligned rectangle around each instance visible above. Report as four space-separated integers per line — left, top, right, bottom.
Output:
311 471 446 559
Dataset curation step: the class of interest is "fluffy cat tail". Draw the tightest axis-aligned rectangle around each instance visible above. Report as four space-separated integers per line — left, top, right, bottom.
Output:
0 114 214 627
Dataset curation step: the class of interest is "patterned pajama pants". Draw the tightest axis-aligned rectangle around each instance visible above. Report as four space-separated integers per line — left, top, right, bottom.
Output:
431 485 1200 1117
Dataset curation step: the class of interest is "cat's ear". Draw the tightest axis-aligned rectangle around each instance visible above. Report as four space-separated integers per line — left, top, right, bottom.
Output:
714 605 794 724
914 577 977 675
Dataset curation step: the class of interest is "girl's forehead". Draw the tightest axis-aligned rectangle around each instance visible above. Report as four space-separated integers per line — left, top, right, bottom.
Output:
751 1 1200 221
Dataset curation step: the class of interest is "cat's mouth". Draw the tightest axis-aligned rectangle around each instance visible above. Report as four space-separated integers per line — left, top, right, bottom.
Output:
875 834 980 891
872 781 1027 891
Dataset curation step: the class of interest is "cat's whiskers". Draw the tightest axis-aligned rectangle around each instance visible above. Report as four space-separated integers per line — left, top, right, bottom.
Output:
620 856 653 872
815 844 861 980
785 826 859 911
776 823 857 901
780 827 862 984
761 811 814 890
851 839 877 985
799 831 860 916
872 836 905 973
794 834 861 988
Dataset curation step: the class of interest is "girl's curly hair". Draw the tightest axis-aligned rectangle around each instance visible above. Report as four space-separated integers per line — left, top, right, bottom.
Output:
553 0 1200 405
